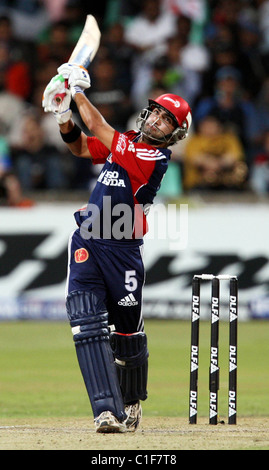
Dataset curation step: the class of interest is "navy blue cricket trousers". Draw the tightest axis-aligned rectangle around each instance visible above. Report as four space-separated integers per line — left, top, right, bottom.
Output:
66 229 145 334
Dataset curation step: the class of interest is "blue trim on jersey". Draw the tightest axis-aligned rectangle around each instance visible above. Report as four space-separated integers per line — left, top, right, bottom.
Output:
135 147 170 206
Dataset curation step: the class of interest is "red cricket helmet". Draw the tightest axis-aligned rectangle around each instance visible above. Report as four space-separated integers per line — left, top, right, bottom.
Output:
149 94 192 131
137 93 192 144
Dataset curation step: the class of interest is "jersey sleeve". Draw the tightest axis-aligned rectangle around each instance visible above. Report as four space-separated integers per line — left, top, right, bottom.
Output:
87 136 111 164
111 130 169 185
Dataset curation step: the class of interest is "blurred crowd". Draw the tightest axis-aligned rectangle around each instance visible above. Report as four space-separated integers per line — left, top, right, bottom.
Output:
1 0 269 206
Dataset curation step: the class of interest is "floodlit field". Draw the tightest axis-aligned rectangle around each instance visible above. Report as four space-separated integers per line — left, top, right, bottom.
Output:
0 320 268 450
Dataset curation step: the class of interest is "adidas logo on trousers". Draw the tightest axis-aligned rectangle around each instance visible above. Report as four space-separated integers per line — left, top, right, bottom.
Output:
118 294 138 306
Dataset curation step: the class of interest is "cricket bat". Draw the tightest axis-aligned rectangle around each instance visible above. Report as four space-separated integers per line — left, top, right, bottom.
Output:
55 15 101 103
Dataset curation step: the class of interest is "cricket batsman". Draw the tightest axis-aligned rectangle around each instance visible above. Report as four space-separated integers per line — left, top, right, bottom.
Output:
42 63 192 433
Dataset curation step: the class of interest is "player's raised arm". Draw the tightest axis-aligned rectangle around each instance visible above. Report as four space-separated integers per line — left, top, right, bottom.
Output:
58 63 115 150
73 92 115 151
58 118 90 158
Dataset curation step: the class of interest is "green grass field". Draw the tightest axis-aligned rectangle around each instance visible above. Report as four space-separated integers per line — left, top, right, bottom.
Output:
0 319 268 422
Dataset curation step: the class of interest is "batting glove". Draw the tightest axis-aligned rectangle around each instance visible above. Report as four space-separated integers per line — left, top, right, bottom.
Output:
42 74 72 124
57 63 91 98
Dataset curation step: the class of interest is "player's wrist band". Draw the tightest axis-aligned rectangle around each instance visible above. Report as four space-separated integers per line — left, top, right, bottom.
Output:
60 123 81 143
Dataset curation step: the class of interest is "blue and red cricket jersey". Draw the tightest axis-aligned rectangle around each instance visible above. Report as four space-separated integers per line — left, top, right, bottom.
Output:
75 130 171 239
66 130 171 333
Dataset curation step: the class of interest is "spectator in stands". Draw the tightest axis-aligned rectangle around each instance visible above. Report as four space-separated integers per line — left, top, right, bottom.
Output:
0 40 31 99
0 127 31 206
250 129 269 195
0 0 49 41
124 0 176 58
211 0 242 32
131 34 203 112
124 0 177 108
86 57 134 132
183 114 247 191
11 111 67 190
253 78 269 149
201 42 239 97
37 20 72 65
236 19 266 99
256 0 269 54
0 89 26 146
102 22 135 92
0 14 32 99
194 65 259 164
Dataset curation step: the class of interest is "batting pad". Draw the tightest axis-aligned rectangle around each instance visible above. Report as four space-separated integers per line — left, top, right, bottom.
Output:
66 290 126 421
110 331 149 404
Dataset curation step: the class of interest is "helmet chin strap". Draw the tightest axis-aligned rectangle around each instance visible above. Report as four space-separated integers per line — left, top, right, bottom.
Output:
141 126 170 145
136 111 173 145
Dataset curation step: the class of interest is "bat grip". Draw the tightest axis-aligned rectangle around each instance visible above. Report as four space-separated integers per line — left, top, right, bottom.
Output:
54 79 68 104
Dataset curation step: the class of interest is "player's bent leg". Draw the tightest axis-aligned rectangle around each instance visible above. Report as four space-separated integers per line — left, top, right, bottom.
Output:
110 331 149 431
66 290 126 432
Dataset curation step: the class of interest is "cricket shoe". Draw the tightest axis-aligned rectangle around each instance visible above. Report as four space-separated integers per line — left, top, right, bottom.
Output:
124 401 142 432
94 411 127 433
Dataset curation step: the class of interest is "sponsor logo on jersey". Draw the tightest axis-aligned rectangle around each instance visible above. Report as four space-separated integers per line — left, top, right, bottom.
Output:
74 248 89 263
118 293 138 306
97 169 126 187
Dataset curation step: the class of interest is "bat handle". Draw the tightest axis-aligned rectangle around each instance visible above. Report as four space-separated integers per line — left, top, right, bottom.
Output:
54 79 68 104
